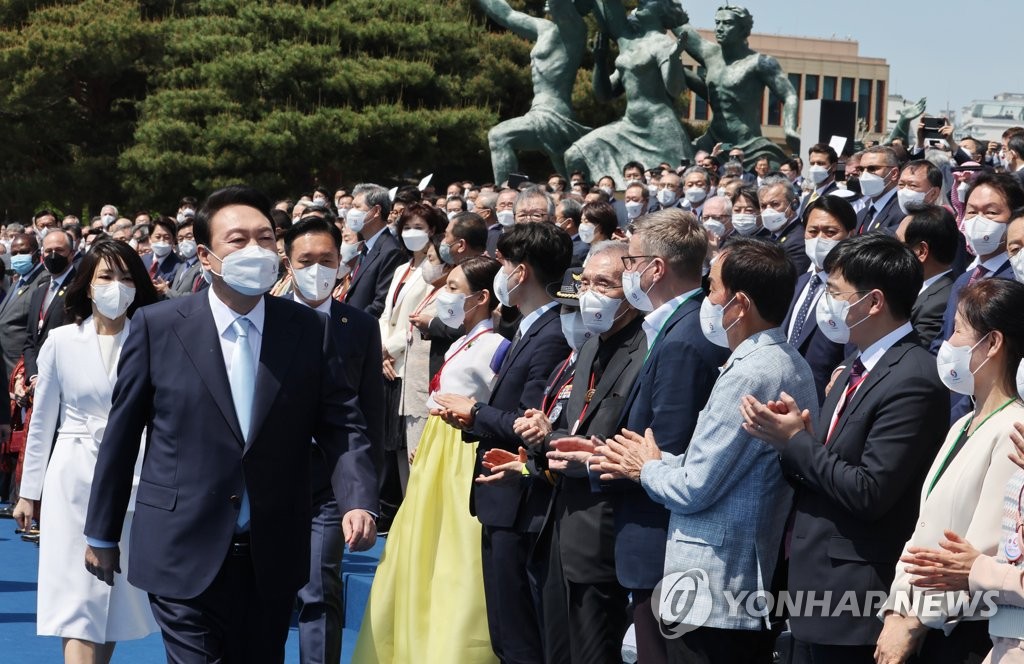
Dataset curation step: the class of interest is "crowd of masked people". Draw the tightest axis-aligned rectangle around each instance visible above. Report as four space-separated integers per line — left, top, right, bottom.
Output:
2 123 1024 664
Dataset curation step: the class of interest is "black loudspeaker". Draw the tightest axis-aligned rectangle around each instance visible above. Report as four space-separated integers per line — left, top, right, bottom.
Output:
800 100 857 157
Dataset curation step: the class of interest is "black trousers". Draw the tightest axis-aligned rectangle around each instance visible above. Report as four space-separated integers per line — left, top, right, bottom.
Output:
666 625 776 664
794 641 876 664
481 525 544 664
910 619 991 664
296 496 344 664
148 545 293 664
631 587 669 664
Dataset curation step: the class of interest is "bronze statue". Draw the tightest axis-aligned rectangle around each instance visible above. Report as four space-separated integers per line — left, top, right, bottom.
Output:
478 0 591 185
676 5 799 169
563 0 693 189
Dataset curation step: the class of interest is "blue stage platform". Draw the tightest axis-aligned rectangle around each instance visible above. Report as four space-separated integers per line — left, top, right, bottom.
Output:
0 524 382 662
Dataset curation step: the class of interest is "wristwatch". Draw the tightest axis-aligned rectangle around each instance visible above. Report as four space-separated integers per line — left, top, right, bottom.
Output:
470 401 483 422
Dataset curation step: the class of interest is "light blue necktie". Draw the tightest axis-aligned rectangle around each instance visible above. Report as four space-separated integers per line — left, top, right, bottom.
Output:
229 317 255 531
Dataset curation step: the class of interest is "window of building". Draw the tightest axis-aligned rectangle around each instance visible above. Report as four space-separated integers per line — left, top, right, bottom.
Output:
805 74 819 100
875 80 886 133
858 79 872 122
841 77 855 102
823 76 837 100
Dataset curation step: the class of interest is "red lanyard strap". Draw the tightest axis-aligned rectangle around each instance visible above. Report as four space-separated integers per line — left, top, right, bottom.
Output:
428 328 493 393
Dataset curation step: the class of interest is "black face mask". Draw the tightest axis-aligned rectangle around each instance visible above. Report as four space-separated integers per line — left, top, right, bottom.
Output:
845 176 861 197
43 252 69 275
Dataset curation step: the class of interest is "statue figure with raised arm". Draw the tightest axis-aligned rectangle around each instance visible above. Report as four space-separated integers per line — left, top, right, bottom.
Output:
564 0 693 189
478 0 591 185
676 4 799 169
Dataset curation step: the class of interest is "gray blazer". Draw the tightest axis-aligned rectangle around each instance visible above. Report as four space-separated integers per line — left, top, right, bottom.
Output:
639 327 819 631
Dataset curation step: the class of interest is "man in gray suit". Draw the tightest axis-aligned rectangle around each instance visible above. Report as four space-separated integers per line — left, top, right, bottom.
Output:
0 233 48 384
595 238 819 664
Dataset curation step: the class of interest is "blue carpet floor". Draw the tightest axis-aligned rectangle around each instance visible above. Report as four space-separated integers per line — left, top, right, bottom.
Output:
0 522 382 663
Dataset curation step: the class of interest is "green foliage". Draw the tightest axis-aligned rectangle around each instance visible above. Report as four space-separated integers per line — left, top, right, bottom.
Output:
0 0 693 218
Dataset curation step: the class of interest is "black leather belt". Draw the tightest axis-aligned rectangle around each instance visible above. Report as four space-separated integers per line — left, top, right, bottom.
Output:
229 532 251 557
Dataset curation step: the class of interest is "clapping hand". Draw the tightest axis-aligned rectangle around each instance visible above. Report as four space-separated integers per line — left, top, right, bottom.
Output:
591 428 660 482
739 392 813 449
547 436 599 477
513 408 551 447
475 446 527 486
431 394 477 429
1008 422 1024 470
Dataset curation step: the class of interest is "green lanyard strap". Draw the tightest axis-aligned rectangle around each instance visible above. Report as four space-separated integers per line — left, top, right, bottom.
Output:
643 292 699 363
927 397 1017 496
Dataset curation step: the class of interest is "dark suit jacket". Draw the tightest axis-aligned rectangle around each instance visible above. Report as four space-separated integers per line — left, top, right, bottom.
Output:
910 272 955 350
0 264 48 383
344 229 406 319
774 219 811 274
930 259 1014 421
84 293 378 600
782 332 949 646
798 181 839 218
570 235 589 268
548 317 646 584
782 271 846 405
310 299 385 500
609 295 729 590
22 267 77 383
142 251 184 284
468 306 569 531
855 191 903 235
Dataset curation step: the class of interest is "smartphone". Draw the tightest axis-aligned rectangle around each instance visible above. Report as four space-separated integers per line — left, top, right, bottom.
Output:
922 116 946 140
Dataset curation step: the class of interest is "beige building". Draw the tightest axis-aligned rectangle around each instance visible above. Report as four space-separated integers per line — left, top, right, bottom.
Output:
682 30 891 153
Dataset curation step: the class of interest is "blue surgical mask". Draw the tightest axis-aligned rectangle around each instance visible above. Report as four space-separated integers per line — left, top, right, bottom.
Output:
11 253 36 276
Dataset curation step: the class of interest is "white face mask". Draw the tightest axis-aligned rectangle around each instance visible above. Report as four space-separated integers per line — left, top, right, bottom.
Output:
92 281 136 320
346 207 368 233
804 237 839 271
341 241 361 263
578 222 596 244
101 214 115 227
896 188 929 215
151 241 173 258
206 245 280 296
702 219 726 238
622 260 657 312
858 170 889 198
421 260 447 285
760 208 790 233
809 165 831 184
1011 251 1024 284
579 290 624 335
936 334 991 396
560 310 592 351
402 228 430 252
447 211 459 221
292 263 337 302
656 189 678 207
178 239 198 259
599 186 614 197
1016 358 1024 402
962 215 1007 256
732 213 759 236
647 184 659 198
815 290 872 344
684 187 707 205
699 294 739 348
624 201 644 220
493 264 521 307
497 210 515 227
435 290 480 329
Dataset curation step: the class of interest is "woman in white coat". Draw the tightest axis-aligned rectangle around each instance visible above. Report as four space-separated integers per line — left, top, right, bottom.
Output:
14 238 160 664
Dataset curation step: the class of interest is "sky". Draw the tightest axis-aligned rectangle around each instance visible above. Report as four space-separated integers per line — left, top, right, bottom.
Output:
685 0 1024 119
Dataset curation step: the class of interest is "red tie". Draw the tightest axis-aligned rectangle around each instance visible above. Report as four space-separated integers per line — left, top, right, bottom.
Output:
826 358 868 444
967 265 989 286
149 259 158 280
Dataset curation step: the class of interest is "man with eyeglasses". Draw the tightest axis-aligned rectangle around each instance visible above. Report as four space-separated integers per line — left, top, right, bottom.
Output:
513 185 555 224
741 233 948 663
854 146 904 235
594 208 728 663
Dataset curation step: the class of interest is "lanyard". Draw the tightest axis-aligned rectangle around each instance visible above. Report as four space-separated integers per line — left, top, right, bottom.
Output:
428 327 493 394
569 371 598 435
643 293 698 362
407 286 443 344
927 397 1016 496
391 262 415 308
541 355 575 416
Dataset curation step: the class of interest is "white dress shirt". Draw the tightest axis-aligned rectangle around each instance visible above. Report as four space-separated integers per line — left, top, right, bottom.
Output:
919 269 953 295
518 301 558 338
208 287 264 372
786 269 828 340
642 287 702 350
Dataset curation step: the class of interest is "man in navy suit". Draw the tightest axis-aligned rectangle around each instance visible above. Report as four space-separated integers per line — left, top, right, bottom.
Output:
854 146 903 235
930 172 1023 421
84 185 379 663
782 195 857 404
797 143 840 218
434 222 572 664
343 183 406 318
896 205 958 350
283 217 385 664
141 216 184 288
602 208 728 664
759 175 810 273
22 229 76 385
